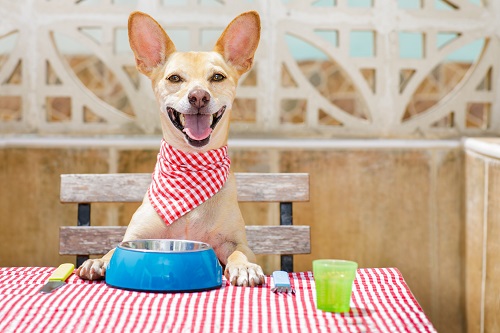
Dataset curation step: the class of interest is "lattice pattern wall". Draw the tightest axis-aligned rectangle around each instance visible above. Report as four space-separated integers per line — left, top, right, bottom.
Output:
0 0 499 138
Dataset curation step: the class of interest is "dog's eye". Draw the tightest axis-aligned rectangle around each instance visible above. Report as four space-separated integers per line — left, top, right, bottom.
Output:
167 75 182 83
211 73 225 82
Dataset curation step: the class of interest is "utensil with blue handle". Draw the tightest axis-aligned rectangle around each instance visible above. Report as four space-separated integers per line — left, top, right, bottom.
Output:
271 271 295 294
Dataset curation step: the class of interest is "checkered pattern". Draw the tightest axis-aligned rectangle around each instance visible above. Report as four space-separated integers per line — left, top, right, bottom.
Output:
0 267 437 333
148 139 230 225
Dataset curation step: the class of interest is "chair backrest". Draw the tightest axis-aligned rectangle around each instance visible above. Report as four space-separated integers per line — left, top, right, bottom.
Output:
59 173 310 272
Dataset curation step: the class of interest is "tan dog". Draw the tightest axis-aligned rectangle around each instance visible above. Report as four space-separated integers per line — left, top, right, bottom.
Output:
76 11 265 287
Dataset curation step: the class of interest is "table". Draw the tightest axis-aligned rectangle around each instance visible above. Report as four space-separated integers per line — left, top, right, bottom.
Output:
0 267 436 333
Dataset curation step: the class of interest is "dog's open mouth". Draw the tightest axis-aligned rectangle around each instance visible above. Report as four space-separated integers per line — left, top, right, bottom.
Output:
167 106 226 147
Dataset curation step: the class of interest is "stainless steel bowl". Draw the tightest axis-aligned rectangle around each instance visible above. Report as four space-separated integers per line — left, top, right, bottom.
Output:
119 239 211 252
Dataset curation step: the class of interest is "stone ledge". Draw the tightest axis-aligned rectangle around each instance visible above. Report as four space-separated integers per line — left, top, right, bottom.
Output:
0 135 462 150
464 138 500 160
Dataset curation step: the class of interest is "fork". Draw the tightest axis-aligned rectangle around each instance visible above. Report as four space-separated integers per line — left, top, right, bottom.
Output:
271 271 295 294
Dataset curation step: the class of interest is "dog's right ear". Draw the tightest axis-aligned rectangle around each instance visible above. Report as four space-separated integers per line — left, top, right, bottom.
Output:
213 11 260 75
128 11 175 77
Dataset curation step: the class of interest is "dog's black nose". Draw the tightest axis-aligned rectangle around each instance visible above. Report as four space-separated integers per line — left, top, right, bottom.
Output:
188 89 210 109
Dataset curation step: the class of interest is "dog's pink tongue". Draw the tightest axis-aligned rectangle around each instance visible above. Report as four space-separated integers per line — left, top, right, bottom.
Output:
183 114 212 140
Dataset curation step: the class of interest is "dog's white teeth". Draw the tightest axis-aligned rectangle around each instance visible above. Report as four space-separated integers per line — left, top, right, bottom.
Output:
180 114 186 127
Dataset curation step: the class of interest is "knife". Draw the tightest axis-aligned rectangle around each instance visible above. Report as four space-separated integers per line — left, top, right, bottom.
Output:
39 263 75 294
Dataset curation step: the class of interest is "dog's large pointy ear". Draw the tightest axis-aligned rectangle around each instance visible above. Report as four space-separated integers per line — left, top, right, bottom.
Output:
128 11 175 77
213 11 260 75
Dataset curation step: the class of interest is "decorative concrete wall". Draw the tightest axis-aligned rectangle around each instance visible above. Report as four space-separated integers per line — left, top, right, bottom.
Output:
1 0 500 138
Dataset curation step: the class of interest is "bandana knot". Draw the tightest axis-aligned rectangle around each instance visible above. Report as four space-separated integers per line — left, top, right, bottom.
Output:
148 139 231 225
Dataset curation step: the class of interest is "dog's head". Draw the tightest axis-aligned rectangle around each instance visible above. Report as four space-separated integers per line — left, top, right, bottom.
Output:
128 11 260 151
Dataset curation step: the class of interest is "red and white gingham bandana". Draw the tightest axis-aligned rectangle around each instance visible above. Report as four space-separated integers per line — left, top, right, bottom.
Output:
148 139 231 225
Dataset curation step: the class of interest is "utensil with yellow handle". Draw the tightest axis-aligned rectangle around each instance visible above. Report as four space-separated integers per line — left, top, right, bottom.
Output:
39 263 75 294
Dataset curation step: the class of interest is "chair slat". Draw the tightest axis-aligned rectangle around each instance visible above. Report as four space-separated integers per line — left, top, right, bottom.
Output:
60 173 309 203
60 174 150 203
59 225 310 256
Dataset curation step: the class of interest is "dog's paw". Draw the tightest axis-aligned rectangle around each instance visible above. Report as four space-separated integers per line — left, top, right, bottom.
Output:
224 262 265 287
76 259 107 281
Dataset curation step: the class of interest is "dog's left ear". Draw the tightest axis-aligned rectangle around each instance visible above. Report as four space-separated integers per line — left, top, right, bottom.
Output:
213 11 261 75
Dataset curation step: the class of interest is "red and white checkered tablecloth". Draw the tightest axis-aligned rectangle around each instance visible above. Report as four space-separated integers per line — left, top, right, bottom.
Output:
0 267 436 333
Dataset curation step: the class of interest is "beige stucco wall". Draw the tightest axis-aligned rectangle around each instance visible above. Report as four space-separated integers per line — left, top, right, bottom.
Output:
465 138 500 333
0 138 464 333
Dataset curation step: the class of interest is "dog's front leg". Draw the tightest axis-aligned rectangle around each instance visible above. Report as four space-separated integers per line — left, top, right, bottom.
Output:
224 245 265 287
76 249 114 280
76 195 167 281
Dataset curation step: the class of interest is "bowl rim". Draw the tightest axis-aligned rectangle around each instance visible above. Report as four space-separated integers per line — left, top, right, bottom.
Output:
117 239 214 254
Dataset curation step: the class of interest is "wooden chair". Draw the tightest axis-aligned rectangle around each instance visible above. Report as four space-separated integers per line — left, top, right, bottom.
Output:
59 173 310 272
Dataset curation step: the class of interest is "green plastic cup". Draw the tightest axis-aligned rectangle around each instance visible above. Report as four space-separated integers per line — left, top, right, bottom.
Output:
313 259 358 313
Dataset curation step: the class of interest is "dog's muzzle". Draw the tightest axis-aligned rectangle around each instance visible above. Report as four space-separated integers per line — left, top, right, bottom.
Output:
167 106 226 147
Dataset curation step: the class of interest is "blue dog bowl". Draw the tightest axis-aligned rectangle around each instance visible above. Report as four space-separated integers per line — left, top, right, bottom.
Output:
106 239 223 292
